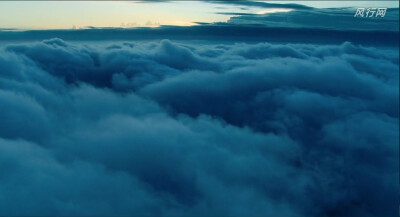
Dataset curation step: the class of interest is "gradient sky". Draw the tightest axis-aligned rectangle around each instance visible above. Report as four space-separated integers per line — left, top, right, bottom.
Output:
0 1 398 29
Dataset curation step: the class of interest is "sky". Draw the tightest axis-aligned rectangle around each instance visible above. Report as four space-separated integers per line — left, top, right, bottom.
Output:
0 1 398 29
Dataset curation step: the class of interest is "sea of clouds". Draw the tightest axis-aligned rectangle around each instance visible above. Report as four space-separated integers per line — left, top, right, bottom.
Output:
0 38 398 216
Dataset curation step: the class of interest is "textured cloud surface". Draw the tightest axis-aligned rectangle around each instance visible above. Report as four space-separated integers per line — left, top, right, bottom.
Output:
0 38 398 216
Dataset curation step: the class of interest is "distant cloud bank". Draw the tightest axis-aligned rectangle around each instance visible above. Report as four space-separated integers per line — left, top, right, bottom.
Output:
0 24 398 46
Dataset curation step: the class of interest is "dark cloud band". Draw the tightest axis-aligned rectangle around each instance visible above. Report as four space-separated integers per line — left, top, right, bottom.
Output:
0 25 398 46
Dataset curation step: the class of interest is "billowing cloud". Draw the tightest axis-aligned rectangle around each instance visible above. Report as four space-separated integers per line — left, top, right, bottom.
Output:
0 38 398 216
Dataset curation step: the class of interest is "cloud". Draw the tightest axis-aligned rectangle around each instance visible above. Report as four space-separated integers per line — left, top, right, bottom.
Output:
0 23 398 46
208 1 313 10
227 7 399 31
0 38 398 216
209 1 399 32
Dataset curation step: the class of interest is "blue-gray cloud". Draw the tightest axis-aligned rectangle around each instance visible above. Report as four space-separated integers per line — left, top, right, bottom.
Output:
0 24 398 46
227 7 399 31
0 38 398 216
209 1 313 10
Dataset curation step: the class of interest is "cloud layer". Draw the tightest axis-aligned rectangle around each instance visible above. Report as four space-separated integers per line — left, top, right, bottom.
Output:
0 39 398 216
226 7 399 31
0 24 398 47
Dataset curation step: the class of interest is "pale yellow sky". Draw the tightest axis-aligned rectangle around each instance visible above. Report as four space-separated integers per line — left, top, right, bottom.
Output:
0 1 238 29
0 1 398 30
